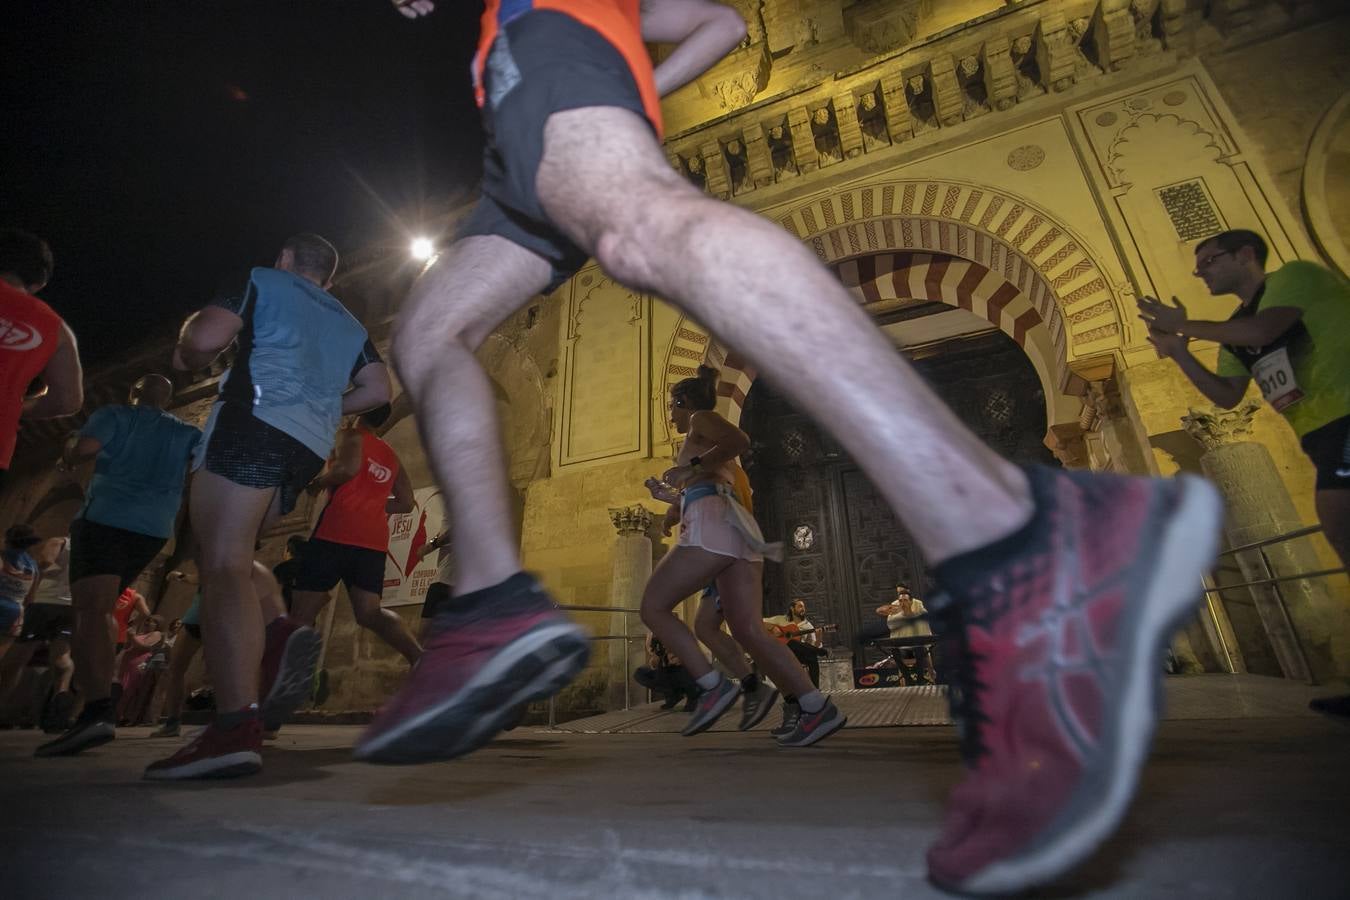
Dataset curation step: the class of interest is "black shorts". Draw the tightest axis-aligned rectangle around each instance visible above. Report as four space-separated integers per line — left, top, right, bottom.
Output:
461 10 653 292
294 538 386 597
421 582 451 619
69 517 166 589
1301 415 1350 491
17 603 74 643
200 402 325 515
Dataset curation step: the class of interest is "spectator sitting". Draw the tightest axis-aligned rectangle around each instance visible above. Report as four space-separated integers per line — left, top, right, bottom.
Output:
764 598 828 687
859 585 936 683
116 615 164 725
633 633 699 711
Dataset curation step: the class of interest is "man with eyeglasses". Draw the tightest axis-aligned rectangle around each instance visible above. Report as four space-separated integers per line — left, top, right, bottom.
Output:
1138 229 1350 574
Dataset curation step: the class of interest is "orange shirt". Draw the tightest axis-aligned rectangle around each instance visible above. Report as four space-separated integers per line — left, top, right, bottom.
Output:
313 428 401 552
475 0 663 138
0 281 62 467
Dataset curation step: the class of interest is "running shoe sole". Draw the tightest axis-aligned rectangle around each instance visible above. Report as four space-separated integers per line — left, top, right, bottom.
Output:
143 751 262 781
681 681 742 737
34 722 115 757
261 628 322 732
951 475 1222 895
776 707 847 748
353 621 589 764
738 687 780 731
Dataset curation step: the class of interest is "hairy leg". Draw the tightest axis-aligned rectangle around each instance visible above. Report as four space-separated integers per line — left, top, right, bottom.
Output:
535 107 1031 564
393 235 553 595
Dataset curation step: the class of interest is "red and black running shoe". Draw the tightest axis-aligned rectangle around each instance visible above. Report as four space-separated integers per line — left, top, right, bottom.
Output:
259 616 322 732
925 467 1222 895
354 573 589 764
144 716 263 780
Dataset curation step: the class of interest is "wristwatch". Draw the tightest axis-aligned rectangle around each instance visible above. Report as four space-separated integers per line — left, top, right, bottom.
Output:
689 455 703 473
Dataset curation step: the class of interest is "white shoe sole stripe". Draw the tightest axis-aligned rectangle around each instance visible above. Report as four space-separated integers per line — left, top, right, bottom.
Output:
144 750 262 780
354 621 587 759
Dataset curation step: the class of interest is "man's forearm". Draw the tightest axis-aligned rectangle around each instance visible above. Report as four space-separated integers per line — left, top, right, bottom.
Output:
1171 350 1244 408
1176 316 1286 347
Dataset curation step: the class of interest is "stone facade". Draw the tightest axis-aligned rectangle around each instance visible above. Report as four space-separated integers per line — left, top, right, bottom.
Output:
3 1 1347 715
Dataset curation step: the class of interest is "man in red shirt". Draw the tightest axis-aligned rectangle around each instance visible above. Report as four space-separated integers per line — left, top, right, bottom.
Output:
260 405 416 730
0 228 84 484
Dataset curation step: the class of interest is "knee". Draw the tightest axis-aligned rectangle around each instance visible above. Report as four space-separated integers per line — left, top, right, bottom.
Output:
352 603 385 631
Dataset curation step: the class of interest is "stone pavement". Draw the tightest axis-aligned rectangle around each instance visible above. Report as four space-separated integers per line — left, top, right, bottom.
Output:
2 675 1347 899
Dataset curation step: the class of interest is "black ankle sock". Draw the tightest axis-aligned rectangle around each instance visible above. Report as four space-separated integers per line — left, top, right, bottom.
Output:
216 705 260 731
741 673 760 693
83 698 114 721
932 466 1050 600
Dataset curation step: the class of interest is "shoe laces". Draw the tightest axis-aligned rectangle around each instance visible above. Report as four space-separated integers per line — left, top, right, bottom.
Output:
928 595 990 765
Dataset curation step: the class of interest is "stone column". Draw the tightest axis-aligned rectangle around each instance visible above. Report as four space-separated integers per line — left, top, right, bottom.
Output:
1183 402 1349 682
606 505 653 709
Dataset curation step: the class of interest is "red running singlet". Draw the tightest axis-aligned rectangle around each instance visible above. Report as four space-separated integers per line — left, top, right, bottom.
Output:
313 427 401 552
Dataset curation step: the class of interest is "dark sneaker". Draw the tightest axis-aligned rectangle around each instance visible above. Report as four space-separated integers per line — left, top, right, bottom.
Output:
925 467 1222 896
354 573 589 764
144 718 263 780
41 691 76 734
1309 694 1350 719
151 720 181 738
738 680 780 731
770 699 801 738
34 706 115 757
775 697 845 747
260 616 322 732
681 676 740 736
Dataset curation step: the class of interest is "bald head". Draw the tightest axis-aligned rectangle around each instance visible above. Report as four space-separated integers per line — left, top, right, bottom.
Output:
130 374 174 409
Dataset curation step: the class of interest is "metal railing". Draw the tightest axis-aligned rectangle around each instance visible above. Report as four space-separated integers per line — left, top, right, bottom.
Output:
1202 523 1347 684
545 604 648 728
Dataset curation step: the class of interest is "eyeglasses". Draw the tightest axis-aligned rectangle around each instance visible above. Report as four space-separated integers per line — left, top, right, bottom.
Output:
1193 249 1231 275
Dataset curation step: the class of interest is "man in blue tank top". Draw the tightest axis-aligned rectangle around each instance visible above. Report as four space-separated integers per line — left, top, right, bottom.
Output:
147 233 391 780
36 374 200 758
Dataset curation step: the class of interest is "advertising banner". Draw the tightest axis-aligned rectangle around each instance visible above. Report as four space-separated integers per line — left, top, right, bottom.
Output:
382 487 446 608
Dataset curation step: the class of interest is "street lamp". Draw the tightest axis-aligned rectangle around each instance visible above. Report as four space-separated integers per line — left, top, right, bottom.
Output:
410 236 436 261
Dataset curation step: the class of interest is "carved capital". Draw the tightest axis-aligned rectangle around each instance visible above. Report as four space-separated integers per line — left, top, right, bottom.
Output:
1045 423 1090 469
1181 400 1262 452
609 505 654 537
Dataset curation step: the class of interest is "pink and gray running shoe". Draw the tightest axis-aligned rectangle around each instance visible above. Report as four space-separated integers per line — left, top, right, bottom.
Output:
925 466 1222 895
354 573 589 764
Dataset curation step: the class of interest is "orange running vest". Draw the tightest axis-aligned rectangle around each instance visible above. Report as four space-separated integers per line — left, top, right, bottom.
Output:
313 428 401 552
474 0 663 138
0 281 62 467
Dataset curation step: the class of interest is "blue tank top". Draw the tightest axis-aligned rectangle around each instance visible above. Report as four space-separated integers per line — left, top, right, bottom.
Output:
217 267 373 459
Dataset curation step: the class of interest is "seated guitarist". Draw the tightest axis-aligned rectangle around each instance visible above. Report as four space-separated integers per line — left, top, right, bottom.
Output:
764 599 828 687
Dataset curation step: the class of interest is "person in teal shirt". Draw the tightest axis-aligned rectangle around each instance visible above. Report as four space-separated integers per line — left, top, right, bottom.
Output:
36 374 200 758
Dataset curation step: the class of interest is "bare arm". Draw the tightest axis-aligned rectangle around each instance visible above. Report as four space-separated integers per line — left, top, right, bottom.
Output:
687 410 750 470
414 529 449 564
342 362 392 416
135 595 152 619
308 428 364 493
62 433 103 469
22 323 83 419
1137 294 1303 347
1147 329 1251 409
386 462 414 515
174 306 243 372
641 0 748 96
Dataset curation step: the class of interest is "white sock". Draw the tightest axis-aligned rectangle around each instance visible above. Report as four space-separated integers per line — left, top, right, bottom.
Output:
798 691 825 714
695 671 722 691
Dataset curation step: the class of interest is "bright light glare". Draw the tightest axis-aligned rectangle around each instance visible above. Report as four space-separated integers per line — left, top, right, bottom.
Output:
410 237 436 261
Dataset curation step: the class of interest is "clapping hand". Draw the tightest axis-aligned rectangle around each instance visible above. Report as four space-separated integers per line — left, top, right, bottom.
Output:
1136 294 1188 335
644 476 679 504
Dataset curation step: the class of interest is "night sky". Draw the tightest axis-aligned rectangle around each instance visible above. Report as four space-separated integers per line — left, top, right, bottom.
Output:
2 2 485 368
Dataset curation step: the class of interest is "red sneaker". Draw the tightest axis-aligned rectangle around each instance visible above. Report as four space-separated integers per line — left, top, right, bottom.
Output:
144 717 263 780
260 616 321 732
925 467 1222 895
354 573 589 764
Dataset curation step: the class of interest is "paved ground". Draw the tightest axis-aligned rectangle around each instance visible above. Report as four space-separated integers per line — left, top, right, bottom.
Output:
2 677 1347 899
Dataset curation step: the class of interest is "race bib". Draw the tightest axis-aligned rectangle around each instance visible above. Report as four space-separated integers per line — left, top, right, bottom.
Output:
1251 346 1304 412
